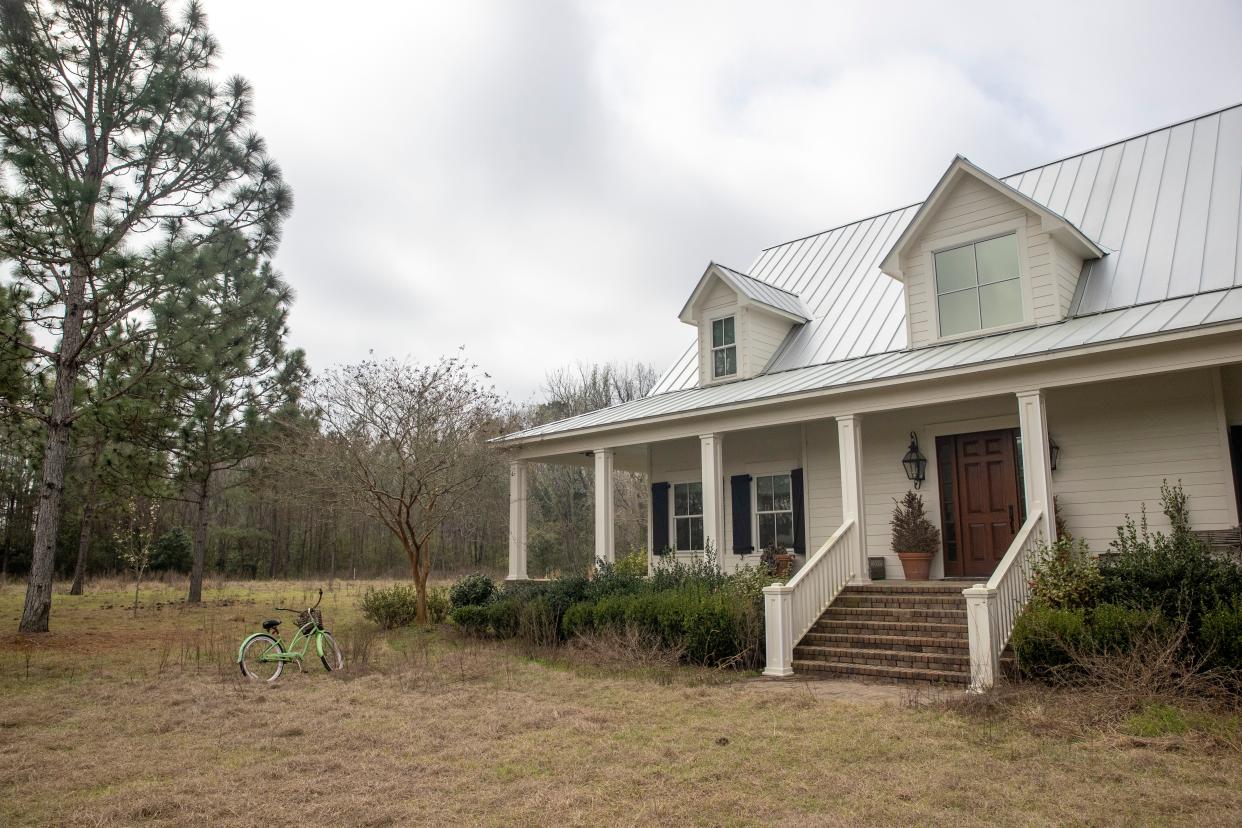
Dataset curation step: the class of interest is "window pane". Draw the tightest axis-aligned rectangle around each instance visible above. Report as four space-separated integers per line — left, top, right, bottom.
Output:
935 245 976 294
775 512 794 547
686 482 703 516
674 483 688 516
980 278 1023 328
975 234 1019 285
756 475 773 512
721 316 734 345
676 518 690 551
713 349 725 377
689 517 703 550
758 514 774 549
711 318 723 348
722 346 736 376
772 474 791 511
938 289 981 336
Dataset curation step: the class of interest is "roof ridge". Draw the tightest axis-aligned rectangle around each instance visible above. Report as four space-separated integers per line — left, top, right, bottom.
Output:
761 100 1242 254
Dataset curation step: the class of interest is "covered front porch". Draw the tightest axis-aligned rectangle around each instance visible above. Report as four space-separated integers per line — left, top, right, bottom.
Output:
506 359 1242 687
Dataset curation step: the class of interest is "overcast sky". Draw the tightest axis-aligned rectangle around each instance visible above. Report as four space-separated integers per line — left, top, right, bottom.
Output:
201 0 1242 404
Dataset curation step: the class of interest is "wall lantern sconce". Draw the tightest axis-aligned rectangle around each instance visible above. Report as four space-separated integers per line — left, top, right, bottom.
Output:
902 431 927 489
1049 437 1060 471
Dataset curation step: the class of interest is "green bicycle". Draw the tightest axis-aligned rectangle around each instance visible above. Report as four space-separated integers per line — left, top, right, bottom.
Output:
237 589 345 682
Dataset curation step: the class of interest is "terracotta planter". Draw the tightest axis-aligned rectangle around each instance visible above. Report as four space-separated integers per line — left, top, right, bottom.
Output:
895 551 933 581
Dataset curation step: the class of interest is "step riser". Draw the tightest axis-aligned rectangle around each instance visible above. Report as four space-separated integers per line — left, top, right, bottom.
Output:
800 633 967 654
823 608 967 624
834 595 967 609
794 647 970 671
811 621 968 640
791 660 969 685
840 584 969 596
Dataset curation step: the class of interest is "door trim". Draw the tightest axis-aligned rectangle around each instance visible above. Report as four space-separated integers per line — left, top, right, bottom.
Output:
936 427 1024 578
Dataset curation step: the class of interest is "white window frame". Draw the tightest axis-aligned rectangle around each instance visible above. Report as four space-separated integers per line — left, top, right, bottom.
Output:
710 314 737 379
925 219 1034 344
671 480 704 553
751 471 795 553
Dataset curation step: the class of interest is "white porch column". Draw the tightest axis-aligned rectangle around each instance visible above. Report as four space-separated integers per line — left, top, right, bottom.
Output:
593 448 615 564
964 585 998 692
1016 389 1055 543
507 460 528 581
836 414 868 582
699 433 724 562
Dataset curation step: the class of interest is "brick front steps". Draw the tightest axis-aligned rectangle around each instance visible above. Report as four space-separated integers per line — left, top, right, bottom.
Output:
792 583 972 685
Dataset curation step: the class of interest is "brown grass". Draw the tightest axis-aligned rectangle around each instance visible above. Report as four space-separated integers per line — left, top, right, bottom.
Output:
1 578 1241 826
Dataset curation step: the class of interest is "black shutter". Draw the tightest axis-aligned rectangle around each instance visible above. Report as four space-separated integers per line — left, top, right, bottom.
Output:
651 482 670 554
731 474 753 554
791 468 806 554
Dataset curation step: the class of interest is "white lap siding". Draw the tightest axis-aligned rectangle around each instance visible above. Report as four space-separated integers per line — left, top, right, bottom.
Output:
1048 369 1237 550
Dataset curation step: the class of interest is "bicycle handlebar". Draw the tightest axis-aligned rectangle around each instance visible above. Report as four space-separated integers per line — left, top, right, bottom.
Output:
274 588 324 614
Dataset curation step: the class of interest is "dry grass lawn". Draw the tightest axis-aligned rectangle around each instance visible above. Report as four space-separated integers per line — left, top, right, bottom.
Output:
1 577 1240 827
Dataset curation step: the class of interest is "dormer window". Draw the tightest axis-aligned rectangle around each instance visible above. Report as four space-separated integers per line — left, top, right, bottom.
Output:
711 316 737 378
934 232 1023 337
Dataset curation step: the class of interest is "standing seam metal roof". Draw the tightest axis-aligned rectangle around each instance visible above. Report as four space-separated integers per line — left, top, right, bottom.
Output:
505 104 1242 443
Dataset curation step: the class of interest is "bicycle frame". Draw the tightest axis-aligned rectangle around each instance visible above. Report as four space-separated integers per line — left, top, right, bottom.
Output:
236 590 331 667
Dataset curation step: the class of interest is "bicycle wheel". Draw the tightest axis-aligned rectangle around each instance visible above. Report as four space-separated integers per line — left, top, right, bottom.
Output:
239 634 285 682
318 631 345 672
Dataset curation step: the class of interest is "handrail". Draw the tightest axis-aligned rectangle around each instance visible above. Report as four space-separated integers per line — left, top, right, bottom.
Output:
965 508 1045 692
785 519 853 591
762 518 857 677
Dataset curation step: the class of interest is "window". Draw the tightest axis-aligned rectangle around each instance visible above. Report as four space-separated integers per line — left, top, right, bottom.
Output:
711 316 736 378
673 482 703 551
934 233 1023 337
754 473 793 550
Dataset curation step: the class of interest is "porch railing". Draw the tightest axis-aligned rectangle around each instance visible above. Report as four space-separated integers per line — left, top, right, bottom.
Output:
964 507 1046 692
762 518 857 677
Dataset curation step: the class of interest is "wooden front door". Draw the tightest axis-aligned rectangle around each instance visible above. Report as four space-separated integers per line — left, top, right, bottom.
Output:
937 429 1024 578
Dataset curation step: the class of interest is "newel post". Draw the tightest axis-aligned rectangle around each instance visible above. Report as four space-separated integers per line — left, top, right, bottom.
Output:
762 584 795 677
964 585 998 692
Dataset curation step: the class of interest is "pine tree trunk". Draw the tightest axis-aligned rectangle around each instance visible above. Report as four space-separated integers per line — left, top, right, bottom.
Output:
19 262 87 632
69 442 104 596
188 474 211 603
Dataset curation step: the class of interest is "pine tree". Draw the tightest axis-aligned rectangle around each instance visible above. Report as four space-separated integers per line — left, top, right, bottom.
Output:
157 232 304 603
0 1 289 631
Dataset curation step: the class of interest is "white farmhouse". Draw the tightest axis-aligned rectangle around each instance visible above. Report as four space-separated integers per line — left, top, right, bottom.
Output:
497 104 1242 689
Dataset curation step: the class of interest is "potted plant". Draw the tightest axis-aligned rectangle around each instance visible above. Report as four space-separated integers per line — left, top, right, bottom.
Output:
890 490 940 580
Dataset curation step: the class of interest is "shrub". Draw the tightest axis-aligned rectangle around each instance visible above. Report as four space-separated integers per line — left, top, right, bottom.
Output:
450 604 490 635
1199 598 1242 669
1100 481 1242 642
612 550 649 578
1012 605 1088 675
359 583 421 629
449 572 498 609
1030 537 1102 610
426 585 451 624
1089 603 1162 655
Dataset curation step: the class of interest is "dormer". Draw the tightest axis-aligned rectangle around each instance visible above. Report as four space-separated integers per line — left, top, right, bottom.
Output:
880 156 1104 349
679 262 810 386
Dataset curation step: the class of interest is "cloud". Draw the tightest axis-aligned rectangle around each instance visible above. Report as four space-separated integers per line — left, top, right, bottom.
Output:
199 0 1242 400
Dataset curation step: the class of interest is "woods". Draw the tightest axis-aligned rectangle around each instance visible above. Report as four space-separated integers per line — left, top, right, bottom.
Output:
0 0 653 632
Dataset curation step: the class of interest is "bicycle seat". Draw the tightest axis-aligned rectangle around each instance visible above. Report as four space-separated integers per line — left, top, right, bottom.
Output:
262 619 281 631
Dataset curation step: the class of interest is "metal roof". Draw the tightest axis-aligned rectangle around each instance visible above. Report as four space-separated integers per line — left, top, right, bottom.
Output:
710 263 812 322
505 103 1242 444
503 286 1242 443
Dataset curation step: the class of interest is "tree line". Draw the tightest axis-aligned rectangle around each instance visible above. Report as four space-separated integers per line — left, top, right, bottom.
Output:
0 0 651 631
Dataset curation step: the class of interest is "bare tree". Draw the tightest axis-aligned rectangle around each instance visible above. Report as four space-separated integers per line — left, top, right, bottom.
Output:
295 356 505 622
